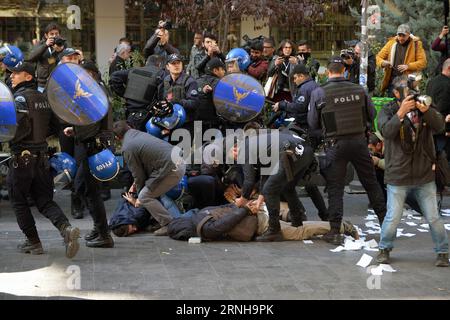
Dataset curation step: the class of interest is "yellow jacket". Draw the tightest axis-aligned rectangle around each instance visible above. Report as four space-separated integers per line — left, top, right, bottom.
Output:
376 35 427 93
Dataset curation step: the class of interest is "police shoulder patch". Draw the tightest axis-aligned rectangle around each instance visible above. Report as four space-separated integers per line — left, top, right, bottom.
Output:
297 96 305 103
14 95 26 103
190 89 198 96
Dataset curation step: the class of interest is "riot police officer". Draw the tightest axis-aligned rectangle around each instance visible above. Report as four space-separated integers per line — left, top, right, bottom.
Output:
7 62 80 258
308 56 386 245
109 55 166 131
158 53 199 136
234 130 315 241
64 64 115 248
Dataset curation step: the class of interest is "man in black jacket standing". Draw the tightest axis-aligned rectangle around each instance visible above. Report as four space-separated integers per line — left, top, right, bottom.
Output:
7 62 80 258
143 22 179 65
194 33 226 79
377 76 449 267
27 23 66 93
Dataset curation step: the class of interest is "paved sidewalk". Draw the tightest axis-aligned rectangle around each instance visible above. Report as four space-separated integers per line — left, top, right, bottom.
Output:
0 189 449 300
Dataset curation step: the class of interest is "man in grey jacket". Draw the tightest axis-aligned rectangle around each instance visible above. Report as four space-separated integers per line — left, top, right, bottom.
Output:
113 121 186 236
377 76 449 267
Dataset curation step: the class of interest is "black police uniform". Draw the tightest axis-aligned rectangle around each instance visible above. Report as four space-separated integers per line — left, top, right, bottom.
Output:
308 76 386 243
240 131 315 241
196 72 221 132
158 70 199 137
8 80 74 247
109 64 164 131
72 83 115 247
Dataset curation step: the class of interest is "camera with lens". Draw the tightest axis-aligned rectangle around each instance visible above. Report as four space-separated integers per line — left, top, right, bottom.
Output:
242 34 265 54
407 74 432 107
340 48 355 60
159 20 172 30
54 37 66 47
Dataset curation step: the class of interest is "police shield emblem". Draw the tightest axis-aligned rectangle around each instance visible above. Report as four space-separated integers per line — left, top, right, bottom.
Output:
213 73 265 123
46 63 108 126
0 81 17 142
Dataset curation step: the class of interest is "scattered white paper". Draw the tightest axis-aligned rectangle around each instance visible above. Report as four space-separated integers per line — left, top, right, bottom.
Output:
420 224 430 229
396 228 404 237
370 264 397 276
406 222 417 226
303 240 314 244
367 209 375 213
365 221 380 229
417 229 429 233
330 246 345 253
412 216 422 221
379 264 397 272
344 238 366 251
364 247 379 252
356 254 373 268
400 233 416 238
365 239 378 248
370 266 384 276
441 209 450 214
445 224 450 231
441 213 450 217
365 214 377 221
366 229 380 235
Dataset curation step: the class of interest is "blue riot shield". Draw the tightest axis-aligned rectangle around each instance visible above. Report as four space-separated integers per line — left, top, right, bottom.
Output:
46 63 109 126
0 81 17 142
213 73 265 123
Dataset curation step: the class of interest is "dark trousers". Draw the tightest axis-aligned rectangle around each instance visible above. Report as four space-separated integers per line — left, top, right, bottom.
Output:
305 183 328 220
262 146 314 230
73 144 109 235
7 155 69 242
324 137 386 231
188 175 224 209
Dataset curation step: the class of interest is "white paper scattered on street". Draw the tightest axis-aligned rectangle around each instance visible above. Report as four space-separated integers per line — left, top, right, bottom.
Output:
420 224 430 229
400 233 416 238
370 264 397 276
367 209 375 213
330 246 345 253
441 209 450 214
365 239 378 248
303 240 314 244
380 264 397 272
364 247 379 252
417 229 429 233
365 221 380 229
445 224 450 231
356 254 373 268
366 229 380 235
412 216 422 220
406 222 417 226
344 238 366 251
365 214 378 221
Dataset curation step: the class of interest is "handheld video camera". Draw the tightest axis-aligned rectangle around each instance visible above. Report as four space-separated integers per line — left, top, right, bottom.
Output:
242 34 265 54
406 74 432 107
340 48 355 60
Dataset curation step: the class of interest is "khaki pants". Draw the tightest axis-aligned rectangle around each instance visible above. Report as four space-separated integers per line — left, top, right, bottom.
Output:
281 221 345 241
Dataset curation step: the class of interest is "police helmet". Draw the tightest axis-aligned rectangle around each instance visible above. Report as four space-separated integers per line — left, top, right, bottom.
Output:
153 103 186 130
225 48 251 72
0 45 24 68
145 118 164 138
88 149 120 182
166 175 188 200
49 152 77 188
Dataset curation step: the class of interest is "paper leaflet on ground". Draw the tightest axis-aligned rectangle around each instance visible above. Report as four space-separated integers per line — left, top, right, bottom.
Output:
445 224 450 231
356 254 373 268
417 229 429 233
370 264 397 276
303 240 314 244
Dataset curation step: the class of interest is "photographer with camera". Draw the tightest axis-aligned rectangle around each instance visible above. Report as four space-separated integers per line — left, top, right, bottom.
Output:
143 20 180 65
27 22 66 93
342 42 376 96
194 33 226 78
267 39 298 103
376 75 448 267
376 24 427 96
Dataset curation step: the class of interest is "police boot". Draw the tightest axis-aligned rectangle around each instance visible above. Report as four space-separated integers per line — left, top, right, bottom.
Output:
86 232 114 248
18 239 44 255
290 210 307 228
71 193 85 220
322 225 343 245
84 227 99 241
61 225 80 259
100 188 111 201
256 216 283 242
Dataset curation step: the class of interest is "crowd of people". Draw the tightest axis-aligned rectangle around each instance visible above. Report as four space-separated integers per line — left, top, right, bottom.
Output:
0 20 449 267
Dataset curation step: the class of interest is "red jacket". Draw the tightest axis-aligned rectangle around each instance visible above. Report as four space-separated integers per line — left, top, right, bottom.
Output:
247 59 268 81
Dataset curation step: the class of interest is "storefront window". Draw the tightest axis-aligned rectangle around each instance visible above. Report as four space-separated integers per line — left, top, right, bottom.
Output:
0 0 95 60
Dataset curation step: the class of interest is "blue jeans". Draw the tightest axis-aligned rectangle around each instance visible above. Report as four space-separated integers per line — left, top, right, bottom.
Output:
160 195 194 219
380 182 449 253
